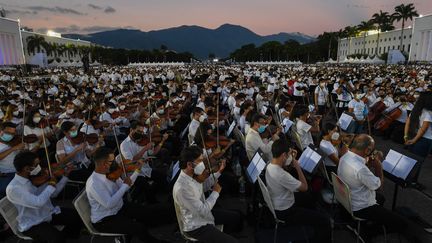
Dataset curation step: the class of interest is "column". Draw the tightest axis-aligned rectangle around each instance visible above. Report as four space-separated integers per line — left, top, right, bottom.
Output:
426 31 432 61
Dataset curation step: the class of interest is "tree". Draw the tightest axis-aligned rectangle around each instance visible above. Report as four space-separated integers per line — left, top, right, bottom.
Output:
392 3 418 52
26 35 47 55
357 20 375 55
208 53 216 60
371 10 393 55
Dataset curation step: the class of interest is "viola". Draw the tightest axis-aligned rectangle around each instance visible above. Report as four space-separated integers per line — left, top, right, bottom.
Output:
30 162 73 186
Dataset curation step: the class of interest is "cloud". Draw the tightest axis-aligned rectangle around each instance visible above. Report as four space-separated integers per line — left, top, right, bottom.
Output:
88 4 103 10
36 25 131 34
4 9 38 16
104 6 116 13
26 6 85 15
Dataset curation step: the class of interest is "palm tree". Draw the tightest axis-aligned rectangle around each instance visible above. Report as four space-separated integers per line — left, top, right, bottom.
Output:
343 26 359 56
392 3 419 52
26 35 47 55
371 10 393 55
357 20 375 55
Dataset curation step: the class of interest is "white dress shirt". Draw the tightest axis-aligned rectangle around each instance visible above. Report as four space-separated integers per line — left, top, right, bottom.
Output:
337 151 381 212
173 171 219 232
245 128 273 161
265 163 301 211
6 174 68 232
85 172 130 223
120 136 152 177
0 142 18 173
188 119 200 142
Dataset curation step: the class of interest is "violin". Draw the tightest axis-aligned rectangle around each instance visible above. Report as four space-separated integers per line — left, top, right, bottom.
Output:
6 134 39 147
106 159 142 181
71 132 100 145
30 162 73 186
204 135 234 149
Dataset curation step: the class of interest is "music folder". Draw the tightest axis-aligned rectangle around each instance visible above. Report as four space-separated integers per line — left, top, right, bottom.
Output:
171 160 180 181
298 145 324 173
338 113 353 131
382 149 417 180
246 149 267 183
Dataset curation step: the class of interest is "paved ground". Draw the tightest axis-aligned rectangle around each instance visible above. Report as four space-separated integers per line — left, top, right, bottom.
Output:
2 136 432 243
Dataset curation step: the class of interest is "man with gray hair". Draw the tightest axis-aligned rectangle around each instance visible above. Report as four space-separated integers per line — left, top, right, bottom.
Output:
338 134 424 242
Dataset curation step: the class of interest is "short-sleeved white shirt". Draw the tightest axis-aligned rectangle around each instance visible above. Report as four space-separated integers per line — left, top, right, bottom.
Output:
319 139 338 167
419 109 432 139
348 99 365 120
265 163 301 211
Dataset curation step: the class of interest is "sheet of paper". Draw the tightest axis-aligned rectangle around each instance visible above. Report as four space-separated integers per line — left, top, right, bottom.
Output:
246 152 267 183
299 147 321 173
226 121 236 137
338 113 353 131
383 149 401 173
393 155 417 180
282 118 294 133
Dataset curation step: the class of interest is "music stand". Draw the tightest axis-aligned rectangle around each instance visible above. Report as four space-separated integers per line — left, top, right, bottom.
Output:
298 144 325 174
246 149 267 184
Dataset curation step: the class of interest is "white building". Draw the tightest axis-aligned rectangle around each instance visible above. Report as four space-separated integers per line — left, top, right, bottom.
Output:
0 17 25 65
0 16 92 67
337 14 432 62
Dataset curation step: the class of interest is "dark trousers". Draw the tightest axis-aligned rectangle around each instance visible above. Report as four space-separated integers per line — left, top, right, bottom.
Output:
186 224 239 243
0 173 14 198
22 207 82 243
212 207 243 233
354 205 424 243
275 206 332 243
93 202 174 243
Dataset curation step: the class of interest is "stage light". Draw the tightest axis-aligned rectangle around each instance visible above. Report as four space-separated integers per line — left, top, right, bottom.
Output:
46 30 61 38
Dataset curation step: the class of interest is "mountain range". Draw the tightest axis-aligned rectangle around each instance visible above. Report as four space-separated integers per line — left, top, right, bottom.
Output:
64 24 316 59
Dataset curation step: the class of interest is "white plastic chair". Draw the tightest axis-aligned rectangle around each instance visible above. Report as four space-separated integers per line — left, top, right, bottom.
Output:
257 177 285 243
0 197 32 242
73 190 126 243
331 172 386 243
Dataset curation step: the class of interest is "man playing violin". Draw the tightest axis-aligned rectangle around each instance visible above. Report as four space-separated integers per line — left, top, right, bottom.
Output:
0 122 24 198
86 147 171 243
6 150 82 243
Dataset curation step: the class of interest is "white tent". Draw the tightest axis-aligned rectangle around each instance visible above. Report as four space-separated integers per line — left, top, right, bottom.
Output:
372 56 385 64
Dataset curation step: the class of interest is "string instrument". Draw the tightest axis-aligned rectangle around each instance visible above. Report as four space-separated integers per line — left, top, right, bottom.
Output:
374 104 402 132
367 100 387 123
204 135 234 149
6 134 38 147
30 162 75 186
106 123 128 181
106 159 142 181
70 132 100 145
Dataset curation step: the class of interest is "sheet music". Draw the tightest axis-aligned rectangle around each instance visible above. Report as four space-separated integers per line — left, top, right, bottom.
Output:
246 152 267 183
171 161 180 181
383 149 417 180
226 121 236 137
282 118 294 133
298 146 321 173
338 113 353 131
261 106 268 115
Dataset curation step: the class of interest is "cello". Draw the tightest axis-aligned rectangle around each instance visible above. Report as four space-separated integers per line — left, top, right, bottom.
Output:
373 104 402 132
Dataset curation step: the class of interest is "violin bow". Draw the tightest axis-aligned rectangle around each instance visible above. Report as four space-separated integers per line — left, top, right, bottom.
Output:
112 122 127 178
20 79 26 144
216 93 220 149
40 118 53 179
198 125 217 182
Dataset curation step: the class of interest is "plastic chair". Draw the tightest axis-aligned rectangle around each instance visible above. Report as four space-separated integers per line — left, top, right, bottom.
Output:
73 190 126 243
0 197 32 242
331 172 386 243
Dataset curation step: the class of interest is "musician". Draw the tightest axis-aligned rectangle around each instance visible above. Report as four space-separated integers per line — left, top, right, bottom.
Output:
383 95 413 143
239 103 254 135
23 109 55 160
314 79 329 115
338 134 424 242
245 114 281 161
120 120 169 203
173 146 239 243
334 77 353 115
232 93 246 123
57 101 80 127
6 150 82 242
56 121 94 181
150 100 173 131
293 79 308 104
347 90 366 134
319 123 340 168
86 147 170 243
404 92 432 157
266 139 331 243
293 105 320 150
188 107 205 144
0 122 24 197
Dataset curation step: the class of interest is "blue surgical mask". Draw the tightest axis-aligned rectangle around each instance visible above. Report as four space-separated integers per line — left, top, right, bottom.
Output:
70 130 78 138
1 133 13 142
257 125 267 134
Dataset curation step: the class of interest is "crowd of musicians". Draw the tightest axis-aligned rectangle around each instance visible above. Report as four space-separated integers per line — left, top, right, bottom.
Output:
0 64 431 243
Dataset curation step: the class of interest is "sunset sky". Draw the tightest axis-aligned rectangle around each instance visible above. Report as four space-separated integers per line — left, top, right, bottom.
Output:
1 0 431 36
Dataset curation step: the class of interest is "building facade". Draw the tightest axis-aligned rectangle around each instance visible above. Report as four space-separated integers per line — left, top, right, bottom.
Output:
0 17 25 65
337 14 432 62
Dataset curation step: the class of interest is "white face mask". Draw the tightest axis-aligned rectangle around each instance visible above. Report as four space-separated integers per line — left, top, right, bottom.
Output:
66 108 74 114
331 132 340 141
108 108 116 114
199 114 206 122
193 161 205 175
284 154 293 166
158 109 165 115
30 164 41 176
13 111 19 116
119 105 126 110
33 117 41 124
